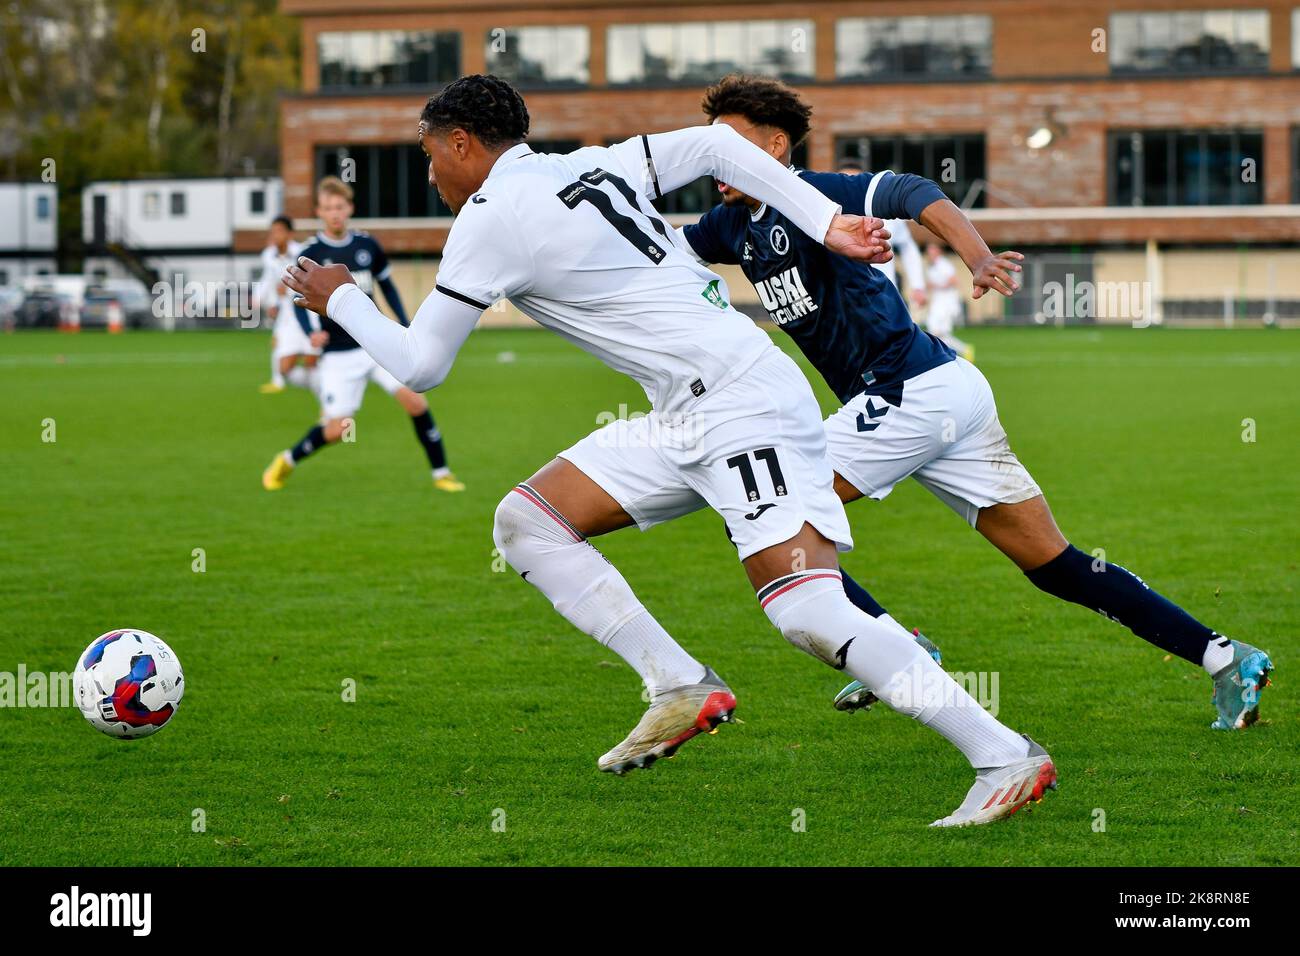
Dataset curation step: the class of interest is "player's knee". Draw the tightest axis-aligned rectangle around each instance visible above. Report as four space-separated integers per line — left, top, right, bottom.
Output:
492 491 530 567
759 578 856 669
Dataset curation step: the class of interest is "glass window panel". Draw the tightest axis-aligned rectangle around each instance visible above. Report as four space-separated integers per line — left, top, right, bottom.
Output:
1239 132 1264 204
674 23 710 81
374 32 403 86
711 21 745 77
606 26 643 84
1110 14 1139 69
965 16 993 72
1141 131 1170 205
319 33 347 89
1175 131 1207 204
835 19 869 78
1235 11 1269 68
641 26 675 83
1203 132 1236 204
552 28 590 84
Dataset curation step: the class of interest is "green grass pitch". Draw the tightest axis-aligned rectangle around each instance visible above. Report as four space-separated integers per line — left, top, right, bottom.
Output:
0 325 1295 866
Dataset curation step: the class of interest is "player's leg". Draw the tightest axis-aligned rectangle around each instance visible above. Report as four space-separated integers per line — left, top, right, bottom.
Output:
823 382 952 710
262 350 363 489
379 367 463 492
976 494 1273 729
491 422 729 773
918 357 1272 729
700 348 1054 825
743 524 1053 827
260 334 286 393
274 312 321 394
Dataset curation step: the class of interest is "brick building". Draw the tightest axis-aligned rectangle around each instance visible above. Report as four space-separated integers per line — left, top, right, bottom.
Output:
270 0 1300 323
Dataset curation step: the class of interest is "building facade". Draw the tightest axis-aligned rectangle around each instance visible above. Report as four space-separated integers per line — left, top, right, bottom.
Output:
0 182 58 286
273 0 1300 323
83 176 284 293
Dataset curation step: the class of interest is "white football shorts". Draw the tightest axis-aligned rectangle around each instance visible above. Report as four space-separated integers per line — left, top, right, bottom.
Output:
825 356 1042 526
317 346 404 420
558 346 853 562
271 303 320 361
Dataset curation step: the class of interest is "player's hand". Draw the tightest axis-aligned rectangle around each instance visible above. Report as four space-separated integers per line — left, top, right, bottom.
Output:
284 256 355 317
825 214 892 264
970 251 1023 299
310 331 330 349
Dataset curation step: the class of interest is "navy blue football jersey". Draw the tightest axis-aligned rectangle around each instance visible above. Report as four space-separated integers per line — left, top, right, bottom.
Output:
294 230 400 352
682 170 955 403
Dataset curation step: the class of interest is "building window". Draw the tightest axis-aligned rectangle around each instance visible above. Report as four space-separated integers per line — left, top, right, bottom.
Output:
250 189 266 214
836 16 991 80
35 195 50 220
607 20 814 86
1110 10 1269 74
485 27 589 87
1110 129 1263 205
170 191 186 216
318 30 460 91
317 140 584 218
1291 127 1300 201
835 134 986 207
142 191 161 219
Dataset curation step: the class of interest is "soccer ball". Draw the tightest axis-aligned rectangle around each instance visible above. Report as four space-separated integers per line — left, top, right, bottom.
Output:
74 629 185 739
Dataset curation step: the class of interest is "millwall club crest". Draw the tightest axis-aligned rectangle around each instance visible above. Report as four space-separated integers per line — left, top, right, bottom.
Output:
769 225 789 255
354 248 372 268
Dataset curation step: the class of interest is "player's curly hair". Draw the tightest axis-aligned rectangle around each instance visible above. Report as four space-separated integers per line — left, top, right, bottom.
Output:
420 74 530 149
701 74 812 148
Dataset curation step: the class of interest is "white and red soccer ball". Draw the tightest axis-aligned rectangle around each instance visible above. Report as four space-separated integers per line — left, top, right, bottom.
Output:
74 629 185 739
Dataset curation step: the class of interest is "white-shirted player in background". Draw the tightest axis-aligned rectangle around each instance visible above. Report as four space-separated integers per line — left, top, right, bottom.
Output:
837 159 928 317
256 216 318 395
285 75 1057 827
924 240 975 362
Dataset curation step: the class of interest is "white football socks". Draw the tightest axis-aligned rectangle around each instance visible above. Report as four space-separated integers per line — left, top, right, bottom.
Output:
760 570 1028 769
493 483 704 698
1202 635 1236 675
285 364 318 393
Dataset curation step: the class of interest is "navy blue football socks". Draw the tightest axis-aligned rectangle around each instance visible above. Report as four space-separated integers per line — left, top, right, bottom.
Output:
841 567 889 618
289 424 328 463
1026 544 1216 665
411 409 447 470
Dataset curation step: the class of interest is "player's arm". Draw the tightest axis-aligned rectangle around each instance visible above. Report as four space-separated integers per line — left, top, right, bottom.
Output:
255 250 280 315
293 301 321 338
673 206 738 266
285 263 477 392
369 241 410 327
892 221 928 303
618 125 891 263
868 172 1021 299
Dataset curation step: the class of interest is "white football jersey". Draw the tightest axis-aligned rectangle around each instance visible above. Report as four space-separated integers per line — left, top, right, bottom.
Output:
259 239 302 314
434 132 838 414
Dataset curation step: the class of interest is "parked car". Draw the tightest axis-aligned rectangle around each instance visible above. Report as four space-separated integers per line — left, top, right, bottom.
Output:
18 289 75 328
81 279 155 329
0 286 23 326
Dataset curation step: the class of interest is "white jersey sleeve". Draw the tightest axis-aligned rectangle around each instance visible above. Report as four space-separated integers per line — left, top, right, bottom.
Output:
256 246 280 309
608 125 841 245
433 196 534 310
889 219 925 293
326 282 481 392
